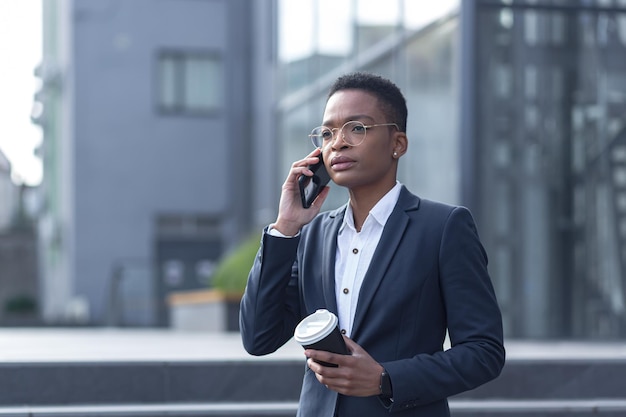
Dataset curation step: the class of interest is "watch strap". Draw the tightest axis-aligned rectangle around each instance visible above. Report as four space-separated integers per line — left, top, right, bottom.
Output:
379 368 393 398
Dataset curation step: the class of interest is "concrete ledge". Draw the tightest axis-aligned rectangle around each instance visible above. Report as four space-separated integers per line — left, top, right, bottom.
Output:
2 400 626 417
0 361 304 406
0 402 298 416
0 330 624 408
2 357 625 405
451 399 626 414
454 358 626 399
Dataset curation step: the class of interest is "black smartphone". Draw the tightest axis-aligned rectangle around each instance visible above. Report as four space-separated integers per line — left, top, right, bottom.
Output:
298 154 331 209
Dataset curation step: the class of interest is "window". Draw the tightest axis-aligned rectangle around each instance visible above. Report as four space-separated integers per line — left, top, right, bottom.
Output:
157 51 223 115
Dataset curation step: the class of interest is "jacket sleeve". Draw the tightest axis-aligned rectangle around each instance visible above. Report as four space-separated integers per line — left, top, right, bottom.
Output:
239 227 303 356
384 206 505 411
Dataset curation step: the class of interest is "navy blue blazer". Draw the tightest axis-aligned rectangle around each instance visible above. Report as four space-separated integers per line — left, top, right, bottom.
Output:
240 186 505 417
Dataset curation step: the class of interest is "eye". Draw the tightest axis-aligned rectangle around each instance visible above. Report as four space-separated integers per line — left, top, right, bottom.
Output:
351 124 366 134
321 129 333 140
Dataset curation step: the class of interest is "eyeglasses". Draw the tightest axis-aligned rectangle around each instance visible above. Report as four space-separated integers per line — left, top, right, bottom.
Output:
309 120 399 148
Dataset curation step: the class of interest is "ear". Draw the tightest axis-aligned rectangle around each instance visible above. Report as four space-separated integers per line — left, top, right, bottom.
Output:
392 131 408 158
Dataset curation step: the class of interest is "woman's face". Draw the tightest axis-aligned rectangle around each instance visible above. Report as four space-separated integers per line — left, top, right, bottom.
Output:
320 89 403 193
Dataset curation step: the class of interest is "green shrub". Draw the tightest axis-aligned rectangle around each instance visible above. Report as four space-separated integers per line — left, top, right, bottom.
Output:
4 295 37 314
211 233 261 295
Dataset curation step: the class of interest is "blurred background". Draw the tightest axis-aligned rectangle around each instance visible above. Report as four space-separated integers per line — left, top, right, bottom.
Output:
1 0 625 340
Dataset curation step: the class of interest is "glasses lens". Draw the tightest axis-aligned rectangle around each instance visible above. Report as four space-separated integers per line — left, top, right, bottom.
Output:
342 121 366 146
310 126 330 148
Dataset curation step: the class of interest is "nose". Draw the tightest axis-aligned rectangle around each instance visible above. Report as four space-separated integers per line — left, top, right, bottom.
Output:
329 127 349 150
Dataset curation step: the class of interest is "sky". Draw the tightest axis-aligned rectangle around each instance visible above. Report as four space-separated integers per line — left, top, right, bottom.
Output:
0 0 42 186
279 0 458 61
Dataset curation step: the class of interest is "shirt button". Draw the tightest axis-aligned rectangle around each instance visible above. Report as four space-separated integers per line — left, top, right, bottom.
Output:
352 248 358 254
343 288 349 294
341 329 346 335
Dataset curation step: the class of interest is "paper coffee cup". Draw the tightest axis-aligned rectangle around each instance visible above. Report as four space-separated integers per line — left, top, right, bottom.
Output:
294 309 349 366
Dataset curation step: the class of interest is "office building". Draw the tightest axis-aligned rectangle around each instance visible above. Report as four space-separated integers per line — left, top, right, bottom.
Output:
35 0 275 326
35 0 626 338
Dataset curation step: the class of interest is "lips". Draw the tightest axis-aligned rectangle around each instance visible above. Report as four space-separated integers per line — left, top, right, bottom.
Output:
330 155 355 171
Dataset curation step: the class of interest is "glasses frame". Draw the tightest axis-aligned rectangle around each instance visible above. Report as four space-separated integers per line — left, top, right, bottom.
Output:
308 121 399 148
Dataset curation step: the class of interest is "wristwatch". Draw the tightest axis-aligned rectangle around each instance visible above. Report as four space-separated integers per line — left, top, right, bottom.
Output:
379 369 393 399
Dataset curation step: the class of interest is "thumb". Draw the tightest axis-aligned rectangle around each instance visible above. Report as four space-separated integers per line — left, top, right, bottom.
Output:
310 186 331 209
343 336 362 354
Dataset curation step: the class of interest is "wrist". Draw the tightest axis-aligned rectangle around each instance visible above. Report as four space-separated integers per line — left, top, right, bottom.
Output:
273 219 301 237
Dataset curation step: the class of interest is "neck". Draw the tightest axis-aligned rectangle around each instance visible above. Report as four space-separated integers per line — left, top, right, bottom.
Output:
348 181 396 231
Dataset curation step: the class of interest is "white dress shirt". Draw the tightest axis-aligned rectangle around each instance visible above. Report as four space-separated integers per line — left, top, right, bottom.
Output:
268 182 402 336
335 182 402 337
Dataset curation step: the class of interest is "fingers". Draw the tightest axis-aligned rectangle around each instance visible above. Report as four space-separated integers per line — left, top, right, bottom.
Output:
342 336 362 354
290 148 323 179
275 148 327 233
304 337 353 368
295 147 322 166
305 340 383 397
307 146 323 158
306 349 344 369
306 356 344 388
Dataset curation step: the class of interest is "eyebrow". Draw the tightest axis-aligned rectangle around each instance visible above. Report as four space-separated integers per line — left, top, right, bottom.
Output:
321 114 376 127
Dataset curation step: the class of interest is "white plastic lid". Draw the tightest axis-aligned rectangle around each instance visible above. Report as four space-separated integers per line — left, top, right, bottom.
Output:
294 309 338 345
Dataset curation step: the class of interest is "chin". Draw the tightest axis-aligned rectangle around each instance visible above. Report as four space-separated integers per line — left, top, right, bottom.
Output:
333 177 362 190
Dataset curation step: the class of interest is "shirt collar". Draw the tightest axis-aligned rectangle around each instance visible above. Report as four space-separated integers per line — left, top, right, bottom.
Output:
340 182 402 233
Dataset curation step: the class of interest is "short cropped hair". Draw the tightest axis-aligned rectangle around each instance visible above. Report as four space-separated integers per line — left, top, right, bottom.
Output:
327 72 408 132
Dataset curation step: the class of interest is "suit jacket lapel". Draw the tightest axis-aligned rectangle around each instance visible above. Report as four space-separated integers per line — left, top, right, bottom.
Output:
321 206 345 315
351 187 420 338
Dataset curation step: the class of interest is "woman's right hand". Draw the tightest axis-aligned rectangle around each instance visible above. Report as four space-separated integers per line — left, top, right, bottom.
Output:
273 148 330 236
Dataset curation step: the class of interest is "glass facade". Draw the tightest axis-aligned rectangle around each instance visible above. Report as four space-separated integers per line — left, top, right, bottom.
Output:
276 0 626 339
277 0 460 209
472 0 626 338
